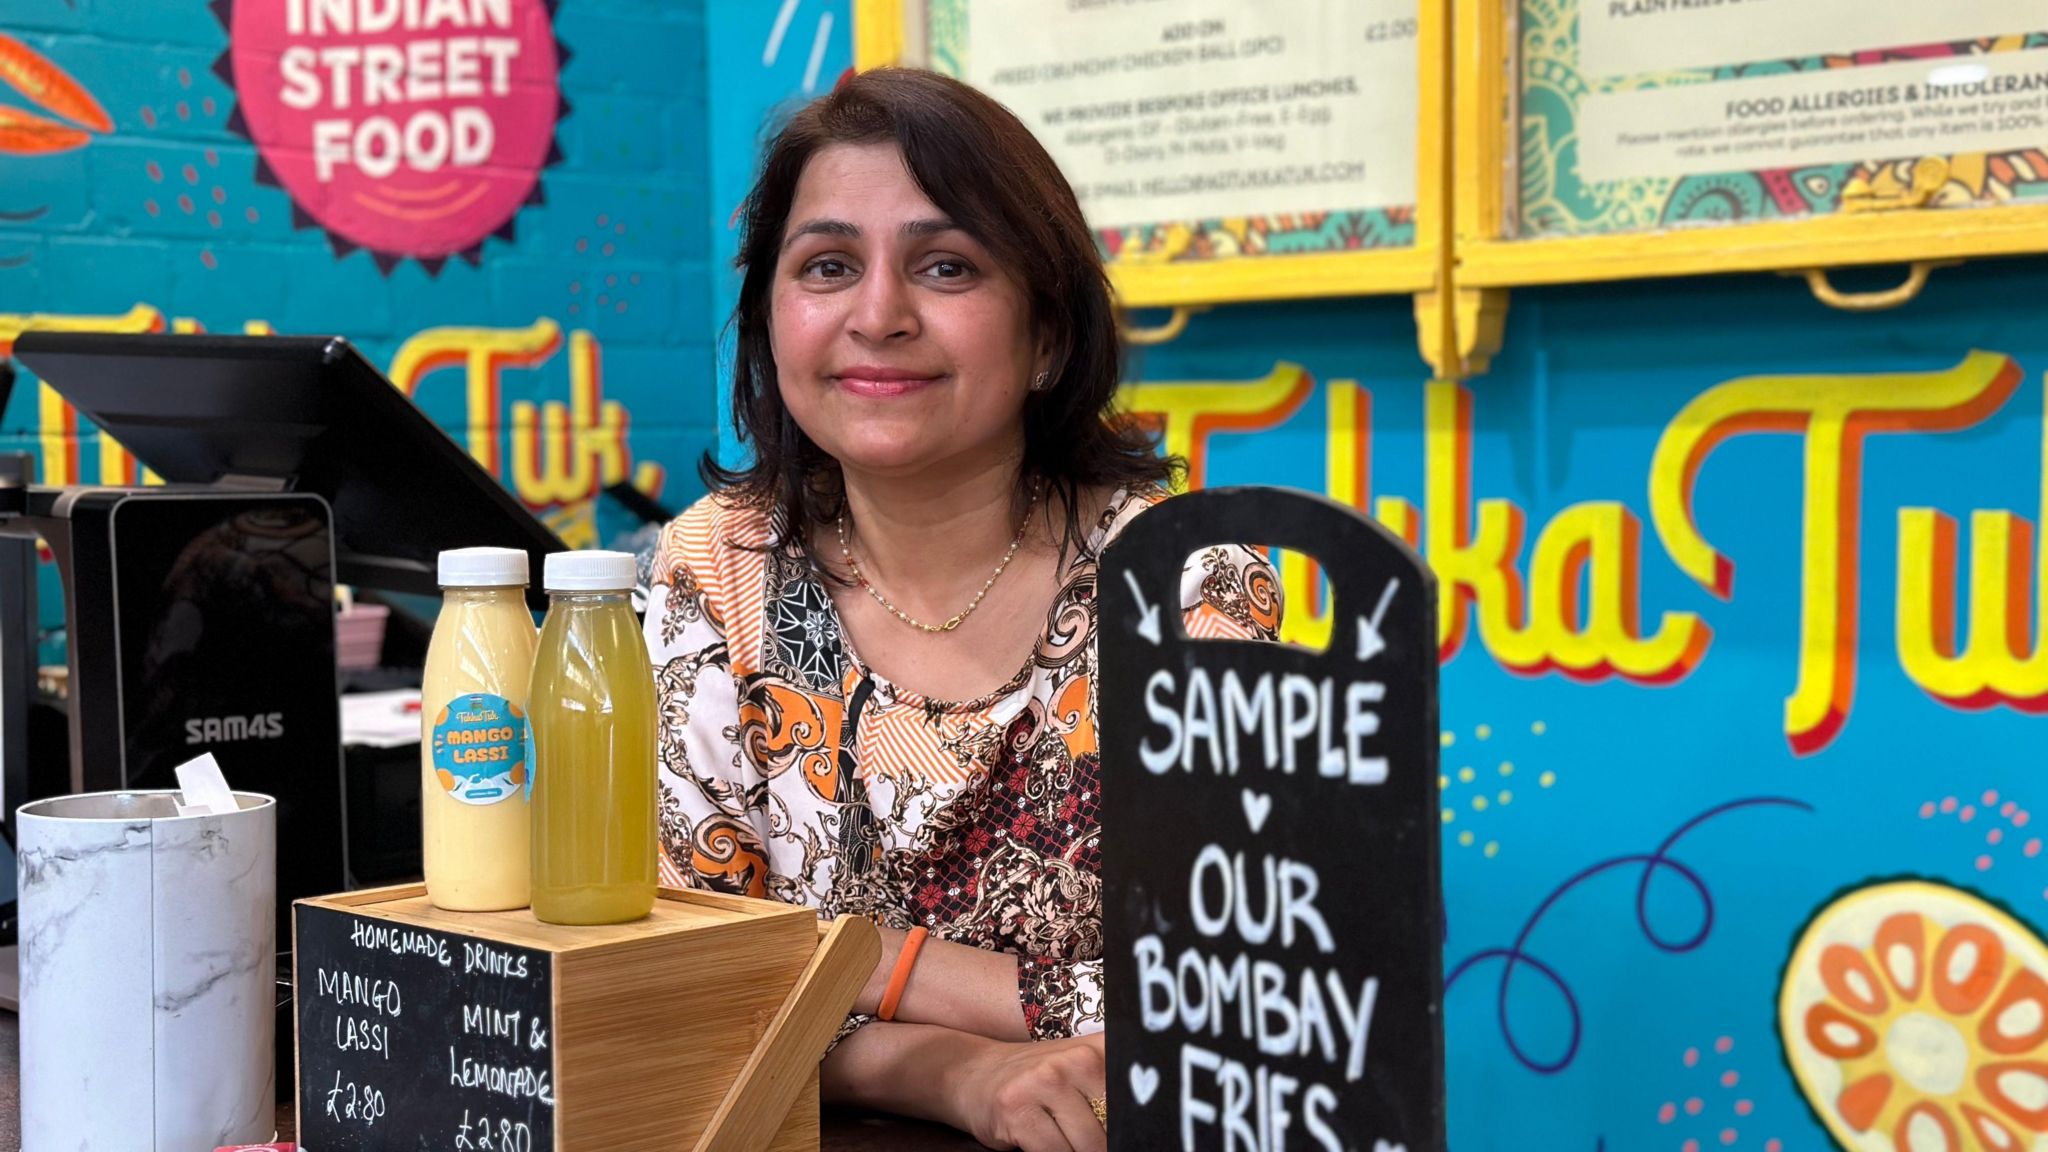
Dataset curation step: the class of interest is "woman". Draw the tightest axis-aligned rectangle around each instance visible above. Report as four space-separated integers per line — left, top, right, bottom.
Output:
643 68 1281 1151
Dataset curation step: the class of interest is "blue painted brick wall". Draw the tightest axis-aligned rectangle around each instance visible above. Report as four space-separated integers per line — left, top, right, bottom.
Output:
1 0 719 555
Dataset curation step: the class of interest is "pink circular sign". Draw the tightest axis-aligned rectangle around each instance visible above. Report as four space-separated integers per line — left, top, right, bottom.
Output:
223 0 561 262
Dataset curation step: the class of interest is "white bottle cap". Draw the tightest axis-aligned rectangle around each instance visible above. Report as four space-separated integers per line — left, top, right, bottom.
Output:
545 550 637 592
438 547 530 588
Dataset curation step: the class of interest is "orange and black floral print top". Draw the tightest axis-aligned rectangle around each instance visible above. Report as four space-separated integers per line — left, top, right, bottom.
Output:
641 486 1281 1040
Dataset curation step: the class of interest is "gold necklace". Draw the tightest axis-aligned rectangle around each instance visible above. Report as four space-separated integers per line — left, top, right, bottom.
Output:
836 487 1040 634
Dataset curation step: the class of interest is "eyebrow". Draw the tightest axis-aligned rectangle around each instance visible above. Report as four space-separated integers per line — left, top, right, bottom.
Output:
781 216 963 251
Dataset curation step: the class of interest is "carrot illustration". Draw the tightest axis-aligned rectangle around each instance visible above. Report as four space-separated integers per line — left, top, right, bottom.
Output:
0 105 88 155
0 33 111 133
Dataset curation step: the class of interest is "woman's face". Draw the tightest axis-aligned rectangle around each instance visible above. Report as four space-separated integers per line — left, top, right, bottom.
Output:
771 142 1044 482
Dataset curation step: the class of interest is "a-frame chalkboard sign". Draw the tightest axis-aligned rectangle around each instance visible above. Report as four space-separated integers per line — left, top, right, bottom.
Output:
1099 486 1443 1152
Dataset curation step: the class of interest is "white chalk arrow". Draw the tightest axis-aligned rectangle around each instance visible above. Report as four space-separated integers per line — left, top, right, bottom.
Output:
1124 569 1162 646
1357 577 1400 663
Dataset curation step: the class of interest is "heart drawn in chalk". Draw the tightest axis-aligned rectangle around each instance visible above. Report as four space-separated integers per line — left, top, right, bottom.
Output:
1129 1063 1160 1106
1241 788 1273 834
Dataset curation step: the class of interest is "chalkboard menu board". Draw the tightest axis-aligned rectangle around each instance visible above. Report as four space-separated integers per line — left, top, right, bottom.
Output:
1099 487 1443 1151
296 903 556 1151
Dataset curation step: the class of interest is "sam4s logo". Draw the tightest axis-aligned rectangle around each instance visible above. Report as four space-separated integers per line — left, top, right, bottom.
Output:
185 713 285 744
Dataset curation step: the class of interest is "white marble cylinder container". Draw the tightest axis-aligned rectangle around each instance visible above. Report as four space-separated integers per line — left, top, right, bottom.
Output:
18 790 277 1151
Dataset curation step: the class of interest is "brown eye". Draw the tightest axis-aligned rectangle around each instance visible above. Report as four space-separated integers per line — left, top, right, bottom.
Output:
922 259 974 282
803 257 852 280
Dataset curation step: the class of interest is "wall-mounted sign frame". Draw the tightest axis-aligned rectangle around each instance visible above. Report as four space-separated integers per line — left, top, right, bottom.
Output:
1454 0 2048 298
854 0 1450 318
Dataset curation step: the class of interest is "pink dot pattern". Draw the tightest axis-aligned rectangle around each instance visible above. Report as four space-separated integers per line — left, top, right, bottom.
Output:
1922 788 2041 880
1655 1037 1776 1150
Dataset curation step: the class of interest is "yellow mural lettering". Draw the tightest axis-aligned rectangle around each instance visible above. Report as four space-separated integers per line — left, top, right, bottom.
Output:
1375 497 1419 548
1649 351 2021 755
510 329 633 508
97 437 160 488
0 309 656 533
1427 381 1528 664
37 382 76 488
1523 502 1710 683
633 460 665 498
1279 382 1425 650
1429 381 1705 684
0 304 166 486
1280 380 1368 650
0 303 163 356
1899 370 2048 711
1118 362 1313 491
389 318 563 476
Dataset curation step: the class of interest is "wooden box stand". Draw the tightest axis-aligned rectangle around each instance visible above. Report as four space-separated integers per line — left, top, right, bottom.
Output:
292 884 878 1152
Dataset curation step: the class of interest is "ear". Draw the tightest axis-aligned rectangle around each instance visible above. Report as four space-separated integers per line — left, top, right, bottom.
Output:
1033 321 1058 382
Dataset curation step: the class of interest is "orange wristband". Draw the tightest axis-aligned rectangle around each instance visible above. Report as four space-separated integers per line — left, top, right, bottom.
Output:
877 926 929 1022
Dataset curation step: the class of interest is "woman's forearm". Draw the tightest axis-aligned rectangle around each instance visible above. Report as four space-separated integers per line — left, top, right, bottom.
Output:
825 1021 1111 1151
854 928 1031 1041
820 1020 988 1123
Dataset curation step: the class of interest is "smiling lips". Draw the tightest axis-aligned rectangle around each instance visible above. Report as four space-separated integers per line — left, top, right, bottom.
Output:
832 366 943 398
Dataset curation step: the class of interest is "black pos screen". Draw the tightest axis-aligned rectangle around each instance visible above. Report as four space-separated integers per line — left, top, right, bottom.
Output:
13 332 564 608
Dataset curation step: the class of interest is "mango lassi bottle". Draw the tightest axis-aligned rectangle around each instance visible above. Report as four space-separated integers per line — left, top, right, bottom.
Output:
421 547 538 911
530 551 657 925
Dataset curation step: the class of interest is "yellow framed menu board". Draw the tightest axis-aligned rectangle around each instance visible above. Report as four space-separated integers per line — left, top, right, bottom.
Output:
855 0 1447 309
1456 0 2048 290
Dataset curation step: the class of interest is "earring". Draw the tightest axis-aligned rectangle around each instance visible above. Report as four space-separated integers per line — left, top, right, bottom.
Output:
1030 370 1052 392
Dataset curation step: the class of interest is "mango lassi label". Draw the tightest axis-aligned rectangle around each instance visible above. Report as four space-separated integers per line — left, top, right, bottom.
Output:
430 693 530 806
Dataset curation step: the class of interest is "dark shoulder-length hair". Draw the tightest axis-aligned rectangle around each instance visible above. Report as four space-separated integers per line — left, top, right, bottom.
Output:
702 67 1179 569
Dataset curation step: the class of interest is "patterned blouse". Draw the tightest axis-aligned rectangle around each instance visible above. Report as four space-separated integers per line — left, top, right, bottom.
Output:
640 486 1282 1040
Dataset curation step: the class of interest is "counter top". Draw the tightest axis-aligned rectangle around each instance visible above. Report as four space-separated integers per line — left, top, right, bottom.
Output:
0 1010 979 1151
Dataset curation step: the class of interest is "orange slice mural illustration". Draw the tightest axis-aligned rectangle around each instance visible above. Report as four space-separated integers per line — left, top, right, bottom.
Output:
1782 880 2048 1152
0 32 111 156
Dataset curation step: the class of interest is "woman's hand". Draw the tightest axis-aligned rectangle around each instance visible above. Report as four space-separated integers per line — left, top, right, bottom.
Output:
946 1032 1107 1152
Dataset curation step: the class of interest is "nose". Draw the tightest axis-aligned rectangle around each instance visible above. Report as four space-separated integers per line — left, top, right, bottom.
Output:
846 265 919 344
